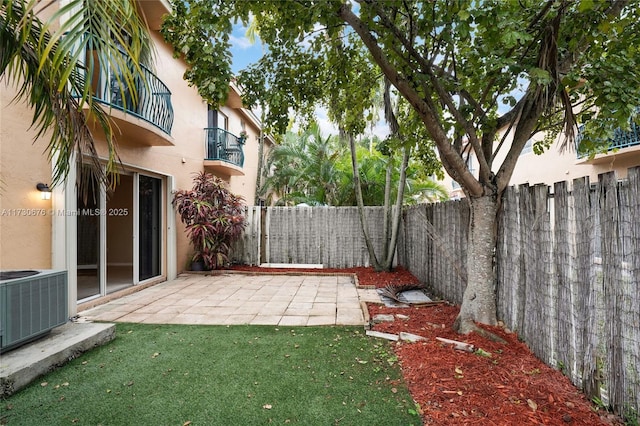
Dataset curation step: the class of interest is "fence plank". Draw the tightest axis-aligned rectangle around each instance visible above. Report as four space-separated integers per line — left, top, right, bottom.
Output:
600 172 625 413
496 186 521 332
572 176 600 399
231 206 260 265
553 181 577 381
625 167 640 414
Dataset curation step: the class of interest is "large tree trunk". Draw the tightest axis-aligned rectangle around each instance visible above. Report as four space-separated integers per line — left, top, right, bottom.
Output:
454 194 499 334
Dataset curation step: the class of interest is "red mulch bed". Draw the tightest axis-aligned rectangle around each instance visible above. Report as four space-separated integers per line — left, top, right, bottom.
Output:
229 265 621 425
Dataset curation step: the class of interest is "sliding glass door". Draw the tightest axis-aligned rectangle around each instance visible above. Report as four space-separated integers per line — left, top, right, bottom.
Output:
76 170 164 302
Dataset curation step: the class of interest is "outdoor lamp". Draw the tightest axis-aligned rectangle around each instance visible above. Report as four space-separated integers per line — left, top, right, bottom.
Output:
36 183 52 200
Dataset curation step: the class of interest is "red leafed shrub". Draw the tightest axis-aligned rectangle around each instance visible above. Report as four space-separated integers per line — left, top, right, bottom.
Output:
173 172 245 270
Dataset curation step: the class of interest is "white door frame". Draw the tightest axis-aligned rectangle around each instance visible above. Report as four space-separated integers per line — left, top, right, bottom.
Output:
52 162 176 315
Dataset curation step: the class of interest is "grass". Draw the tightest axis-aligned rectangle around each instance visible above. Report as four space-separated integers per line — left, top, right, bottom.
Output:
1 324 421 425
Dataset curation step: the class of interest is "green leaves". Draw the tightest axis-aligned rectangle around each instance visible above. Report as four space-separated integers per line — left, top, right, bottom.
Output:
163 0 640 195
578 0 596 13
259 122 446 207
529 68 552 86
173 172 246 269
1 0 151 188
161 0 233 106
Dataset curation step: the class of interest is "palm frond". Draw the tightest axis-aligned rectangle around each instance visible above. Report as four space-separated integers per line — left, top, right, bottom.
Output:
0 0 151 189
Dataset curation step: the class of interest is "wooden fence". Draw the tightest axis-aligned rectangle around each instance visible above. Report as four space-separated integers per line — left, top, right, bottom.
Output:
232 168 640 418
232 206 391 268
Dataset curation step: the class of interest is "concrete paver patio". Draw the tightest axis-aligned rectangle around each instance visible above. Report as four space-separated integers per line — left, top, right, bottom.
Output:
80 272 380 326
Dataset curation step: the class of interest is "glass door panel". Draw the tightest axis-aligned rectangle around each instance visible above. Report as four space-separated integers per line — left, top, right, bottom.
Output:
106 174 133 293
76 174 100 300
139 175 161 281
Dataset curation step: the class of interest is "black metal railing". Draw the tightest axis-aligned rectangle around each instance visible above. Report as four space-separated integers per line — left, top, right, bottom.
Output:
205 127 245 168
576 114 640 157
71 35 174 136
94 62 174 135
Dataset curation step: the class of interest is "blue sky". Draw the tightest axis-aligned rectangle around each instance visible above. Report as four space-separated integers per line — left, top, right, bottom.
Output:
229 23 263 74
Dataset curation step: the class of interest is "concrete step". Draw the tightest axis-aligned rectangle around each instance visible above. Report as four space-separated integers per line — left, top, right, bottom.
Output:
0 322 115 397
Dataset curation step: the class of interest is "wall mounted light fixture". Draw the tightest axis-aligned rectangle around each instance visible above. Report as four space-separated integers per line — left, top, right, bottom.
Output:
36 183 52 200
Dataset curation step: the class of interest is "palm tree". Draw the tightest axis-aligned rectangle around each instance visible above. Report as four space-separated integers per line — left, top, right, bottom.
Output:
334 143 448 206
260 124 447 207
0 0 150 190
260 122 344 206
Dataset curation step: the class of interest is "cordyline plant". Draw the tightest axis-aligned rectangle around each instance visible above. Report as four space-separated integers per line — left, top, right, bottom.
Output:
173 172 245 270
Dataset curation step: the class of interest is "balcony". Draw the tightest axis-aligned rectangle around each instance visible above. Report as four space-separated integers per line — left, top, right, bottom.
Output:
204 128 245 176
76 41 174 146
576 118 640 164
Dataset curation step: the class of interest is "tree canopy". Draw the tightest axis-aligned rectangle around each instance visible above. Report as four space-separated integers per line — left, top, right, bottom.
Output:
260 122 448 206
164 0 639 173
163 0 640 333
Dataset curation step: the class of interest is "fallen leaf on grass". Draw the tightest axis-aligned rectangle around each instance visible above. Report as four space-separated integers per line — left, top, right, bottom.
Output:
183 421 192 426
151 352 160 358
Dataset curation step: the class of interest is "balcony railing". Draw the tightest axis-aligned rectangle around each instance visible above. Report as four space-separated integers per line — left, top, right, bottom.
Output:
93 62 174 135
576 116 640 158
72 35 174 136
205 128 245 168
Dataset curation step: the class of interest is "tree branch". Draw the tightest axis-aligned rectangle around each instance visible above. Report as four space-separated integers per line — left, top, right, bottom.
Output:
345 2 483 195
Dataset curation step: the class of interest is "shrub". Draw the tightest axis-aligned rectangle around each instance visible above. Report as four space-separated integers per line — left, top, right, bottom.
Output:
173 172 245 270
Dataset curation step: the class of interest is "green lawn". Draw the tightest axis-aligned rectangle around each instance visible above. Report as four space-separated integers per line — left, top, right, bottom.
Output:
1 324 421 425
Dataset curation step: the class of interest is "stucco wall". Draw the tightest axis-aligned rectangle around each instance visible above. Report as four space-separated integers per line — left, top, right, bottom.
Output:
440 129 640 197
0 85 54 269
0 23 266 273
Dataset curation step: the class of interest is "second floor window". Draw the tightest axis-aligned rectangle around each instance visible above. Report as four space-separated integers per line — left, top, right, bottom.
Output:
207 107 228 131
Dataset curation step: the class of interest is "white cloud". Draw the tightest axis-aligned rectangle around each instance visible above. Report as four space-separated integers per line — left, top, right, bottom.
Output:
229 34 254 50
365 120 390 140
